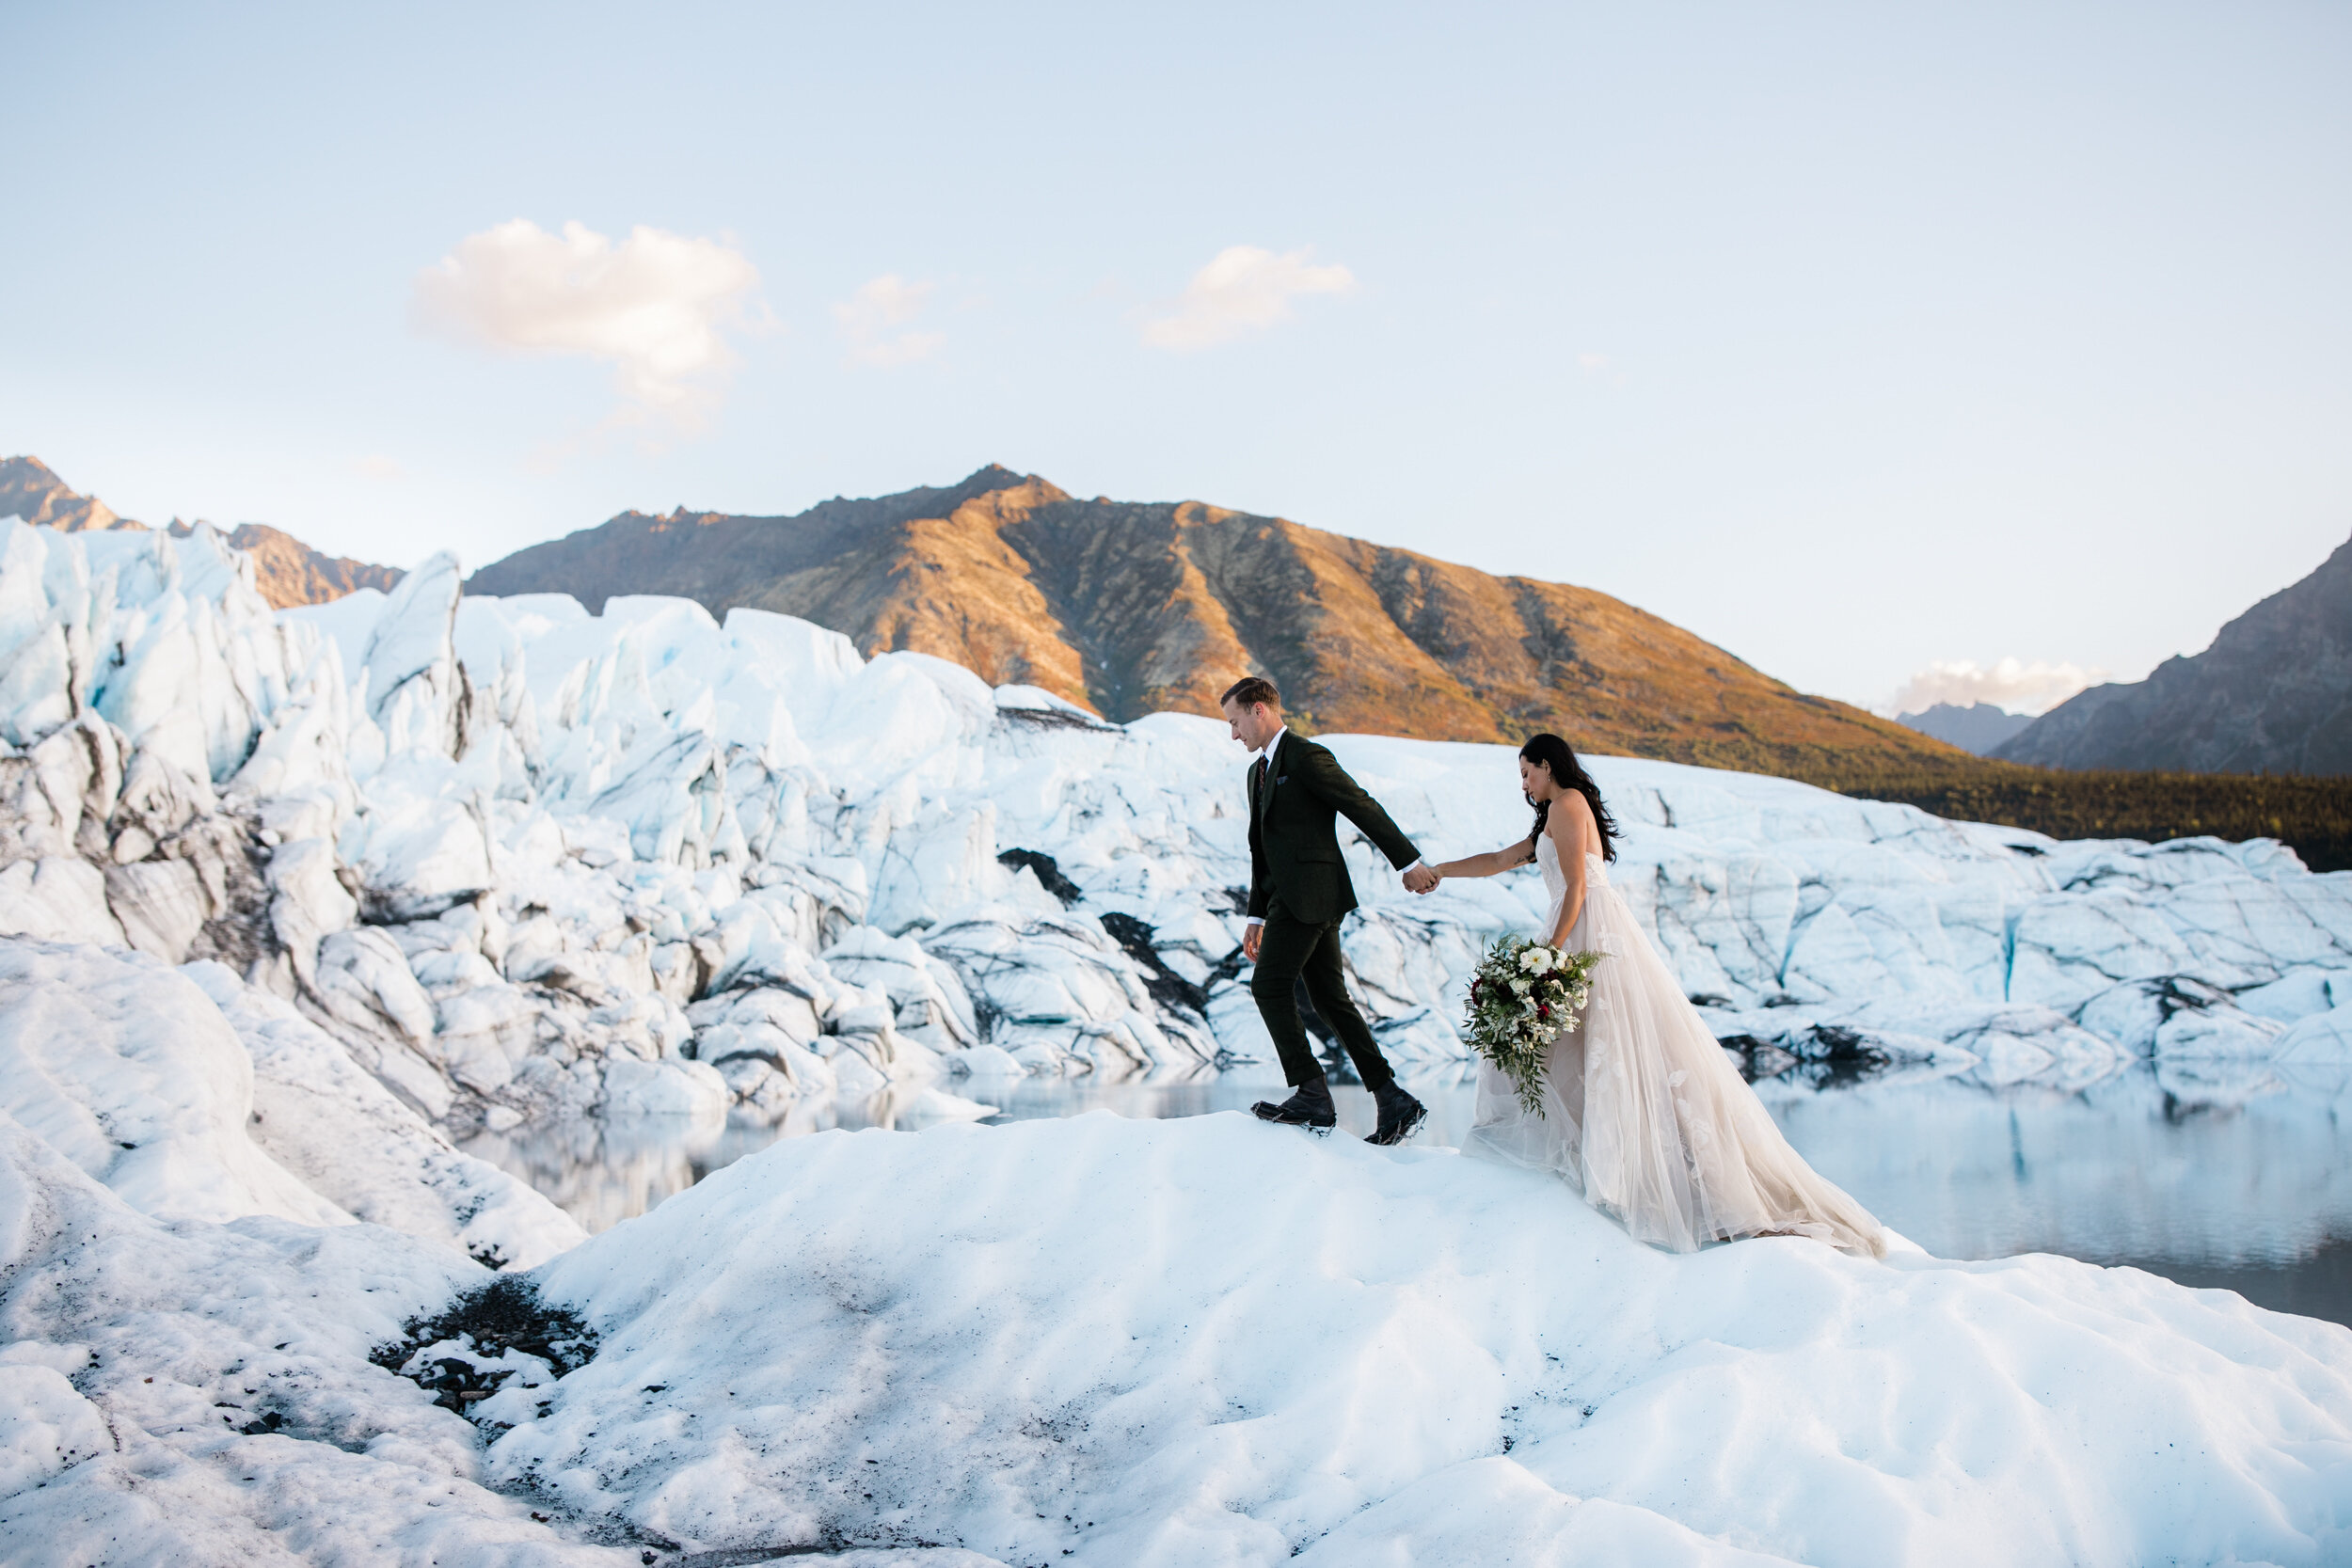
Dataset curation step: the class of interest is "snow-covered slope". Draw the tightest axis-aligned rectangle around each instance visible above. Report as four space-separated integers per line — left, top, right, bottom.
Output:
0 1110 614 1564
0 939 584 1267
512 1112 2352 1564
6 516 2352 1143
8 1020 2346 1564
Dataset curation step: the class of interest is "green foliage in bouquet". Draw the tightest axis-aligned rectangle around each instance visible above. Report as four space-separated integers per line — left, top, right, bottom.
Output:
1462 935 1604 1117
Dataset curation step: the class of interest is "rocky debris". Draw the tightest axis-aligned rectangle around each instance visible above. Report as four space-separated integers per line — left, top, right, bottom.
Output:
1731 1023 1893 1089
373 1275 599 1427
994 847 1080 904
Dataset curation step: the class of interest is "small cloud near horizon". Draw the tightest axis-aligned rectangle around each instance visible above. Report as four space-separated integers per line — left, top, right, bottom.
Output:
834 275 945 368
354 454 402 483
1884 657 2109 719
411 219 768 434
1140 245 1355 352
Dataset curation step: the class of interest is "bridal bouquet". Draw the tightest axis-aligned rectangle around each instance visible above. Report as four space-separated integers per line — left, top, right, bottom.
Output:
1464 936 1604 1117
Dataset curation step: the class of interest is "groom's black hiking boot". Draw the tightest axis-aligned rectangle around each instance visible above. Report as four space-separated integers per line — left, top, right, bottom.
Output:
1251 1075 1337 1134
1367 1082 1428 1147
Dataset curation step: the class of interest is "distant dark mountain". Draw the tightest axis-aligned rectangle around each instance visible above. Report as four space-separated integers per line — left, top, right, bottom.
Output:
1996 532 2352 774
0 455 401 610
467 464 1965 773
1898 703 2035 755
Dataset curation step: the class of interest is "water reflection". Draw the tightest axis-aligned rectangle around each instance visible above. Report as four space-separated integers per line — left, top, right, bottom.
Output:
1762 1063 2352 1317
464 1061 2352 1328
460 1080 1007 1235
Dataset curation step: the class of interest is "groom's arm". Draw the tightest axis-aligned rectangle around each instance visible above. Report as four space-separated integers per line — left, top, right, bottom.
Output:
1293 744 1422 869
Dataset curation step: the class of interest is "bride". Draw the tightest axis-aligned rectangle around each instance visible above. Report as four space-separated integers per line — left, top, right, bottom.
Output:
1426 735 1886 1258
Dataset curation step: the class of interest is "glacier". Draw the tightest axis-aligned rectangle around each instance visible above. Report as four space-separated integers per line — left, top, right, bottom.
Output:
3 515 2352 1560
8 516 2352 1139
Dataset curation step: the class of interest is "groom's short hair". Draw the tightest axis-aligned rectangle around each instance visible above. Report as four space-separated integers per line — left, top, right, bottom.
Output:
1221 675 1280 711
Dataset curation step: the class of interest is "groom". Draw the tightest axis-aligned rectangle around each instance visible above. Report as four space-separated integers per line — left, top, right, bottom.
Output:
1221 675 1434 1146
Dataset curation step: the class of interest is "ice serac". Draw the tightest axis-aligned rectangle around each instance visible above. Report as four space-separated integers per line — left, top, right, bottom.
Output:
0 518 349 985
495 1112 2352 1566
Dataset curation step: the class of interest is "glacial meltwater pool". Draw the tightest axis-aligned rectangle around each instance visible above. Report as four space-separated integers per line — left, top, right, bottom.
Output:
464 1062 2352 1329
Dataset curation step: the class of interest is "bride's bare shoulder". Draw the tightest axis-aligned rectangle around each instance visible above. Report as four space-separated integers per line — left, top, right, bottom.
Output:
1547 789 1596 846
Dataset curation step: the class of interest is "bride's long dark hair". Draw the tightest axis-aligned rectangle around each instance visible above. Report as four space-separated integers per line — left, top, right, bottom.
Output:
1521 733 1618 863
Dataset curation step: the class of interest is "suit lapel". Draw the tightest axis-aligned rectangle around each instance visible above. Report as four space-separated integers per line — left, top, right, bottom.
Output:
1253 735 1281 827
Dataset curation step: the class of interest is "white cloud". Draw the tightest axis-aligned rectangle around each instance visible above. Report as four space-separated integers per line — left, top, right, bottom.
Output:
354 454 402 483
1886 657 2110 719
1578 352 1610 372
834 275 945 368
412 219 765 430
1140 245 1356 352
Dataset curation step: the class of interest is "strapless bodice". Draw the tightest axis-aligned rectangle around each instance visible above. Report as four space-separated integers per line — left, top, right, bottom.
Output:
1534 835 1609 902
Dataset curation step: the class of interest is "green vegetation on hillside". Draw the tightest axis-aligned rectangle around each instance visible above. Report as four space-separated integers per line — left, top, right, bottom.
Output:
1782 757 2352 873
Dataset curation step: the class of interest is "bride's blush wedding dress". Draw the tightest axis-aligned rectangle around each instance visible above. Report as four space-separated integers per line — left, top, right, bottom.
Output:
1467 835 1886 1258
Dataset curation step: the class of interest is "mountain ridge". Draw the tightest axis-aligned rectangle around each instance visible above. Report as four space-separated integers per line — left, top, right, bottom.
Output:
1997 532 2352 774
0 455 404 610
468 464 1963 773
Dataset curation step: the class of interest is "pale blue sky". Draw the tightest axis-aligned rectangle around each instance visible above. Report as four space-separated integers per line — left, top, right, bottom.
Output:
6 1 2347 716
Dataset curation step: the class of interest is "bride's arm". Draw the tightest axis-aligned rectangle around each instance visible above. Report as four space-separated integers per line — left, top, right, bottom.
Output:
1430 839 1537 881
1546 807 1592 947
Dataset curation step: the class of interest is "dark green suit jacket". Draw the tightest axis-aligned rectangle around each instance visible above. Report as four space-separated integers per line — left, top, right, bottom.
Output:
1247 730 1422 926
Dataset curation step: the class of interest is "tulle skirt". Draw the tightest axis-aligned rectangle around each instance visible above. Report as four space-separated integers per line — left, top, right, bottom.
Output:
1466 871 1886 1258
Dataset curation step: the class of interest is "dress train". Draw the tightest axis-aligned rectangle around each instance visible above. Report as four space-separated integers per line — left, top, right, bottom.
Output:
1466 836 1885 1257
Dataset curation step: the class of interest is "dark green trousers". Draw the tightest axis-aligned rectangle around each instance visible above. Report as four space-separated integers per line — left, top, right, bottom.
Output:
1250 903 1396 1091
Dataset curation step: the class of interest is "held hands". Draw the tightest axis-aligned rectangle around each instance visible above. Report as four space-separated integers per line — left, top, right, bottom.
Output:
1243 923 1263 961
1403 863 1441 895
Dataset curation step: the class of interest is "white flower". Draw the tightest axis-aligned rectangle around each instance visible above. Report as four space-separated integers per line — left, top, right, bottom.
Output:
1519 946 1556 975
1510 977 1532 996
